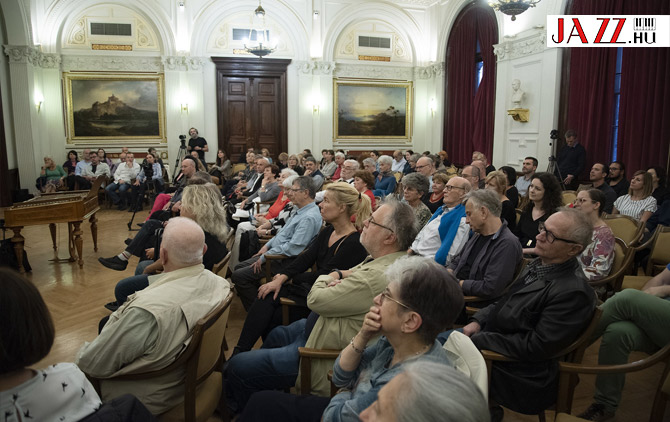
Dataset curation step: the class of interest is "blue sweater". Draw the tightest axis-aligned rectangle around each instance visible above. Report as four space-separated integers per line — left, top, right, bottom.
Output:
372 175 397 197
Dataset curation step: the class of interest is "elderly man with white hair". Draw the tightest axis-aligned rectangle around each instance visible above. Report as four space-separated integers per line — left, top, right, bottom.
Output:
331 151 346 180
315 159 359 202
391 149 407 173
76 217 230 415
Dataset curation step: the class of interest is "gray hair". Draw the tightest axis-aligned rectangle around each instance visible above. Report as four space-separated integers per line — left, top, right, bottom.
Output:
401 172 430 195
280 168 298 178
343 159 359 170
161 217 205 266
362 157 376 167
283 174 299 188
294 175 316 199
465 189 502 218
377 155 393 166
559 207 593 249
335 152 345 159
394 361 489 422
380 196 419 251
409 153 421 163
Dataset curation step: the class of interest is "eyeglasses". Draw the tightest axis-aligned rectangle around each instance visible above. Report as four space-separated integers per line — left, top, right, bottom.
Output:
365 215 394 233
380 288 411 310
538 222 581 245
444 185 465 192
415 164 430 170
287 188 305 193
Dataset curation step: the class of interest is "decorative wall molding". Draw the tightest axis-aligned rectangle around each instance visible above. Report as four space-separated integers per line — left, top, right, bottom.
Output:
333 63 413 80
494 30 547 62
414 62 444 79
295 60 336 75
61 55 162 72
162 56 207 71
3 45 62 69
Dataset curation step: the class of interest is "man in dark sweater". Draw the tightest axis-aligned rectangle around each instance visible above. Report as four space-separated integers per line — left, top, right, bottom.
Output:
556 129 586 190
590 163 617 214
607 160 629 197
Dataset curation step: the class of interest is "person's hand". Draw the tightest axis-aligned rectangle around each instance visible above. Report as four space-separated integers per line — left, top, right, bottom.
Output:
134 180 140 186
257 227 272 237
327 279 342 288
643 286 669 298
253 245 269 257
240 199 247 208
304 169 312 176
145 248 155 260
563 175 574 184
251 258 263 274
462 321 481 337
258 276 286 300
118 179 125 185
255 216 268 226
359 306 382 341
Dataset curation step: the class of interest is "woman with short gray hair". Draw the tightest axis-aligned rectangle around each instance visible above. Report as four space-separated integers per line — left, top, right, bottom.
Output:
401 172 433 229
373 155 397 197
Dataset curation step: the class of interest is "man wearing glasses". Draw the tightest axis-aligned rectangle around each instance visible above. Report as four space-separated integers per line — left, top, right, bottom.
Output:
462 207 597 420
409 176 472 266
415 156 436 192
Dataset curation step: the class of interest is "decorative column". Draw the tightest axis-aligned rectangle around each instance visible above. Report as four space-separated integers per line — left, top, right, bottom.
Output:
293 60 336 153
414 62 445 154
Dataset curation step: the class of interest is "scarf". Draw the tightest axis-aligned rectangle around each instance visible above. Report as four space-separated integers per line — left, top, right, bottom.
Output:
430 203 466 265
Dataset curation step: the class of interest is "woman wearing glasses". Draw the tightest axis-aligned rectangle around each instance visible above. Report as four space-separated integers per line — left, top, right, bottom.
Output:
574 189 615 281
514 172 563 255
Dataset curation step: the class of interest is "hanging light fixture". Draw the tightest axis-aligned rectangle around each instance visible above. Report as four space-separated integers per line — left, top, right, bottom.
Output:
244 0 276 58
488 0 541 21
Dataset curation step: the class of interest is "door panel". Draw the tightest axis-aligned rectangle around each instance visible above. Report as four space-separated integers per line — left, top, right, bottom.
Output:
221 77 252 162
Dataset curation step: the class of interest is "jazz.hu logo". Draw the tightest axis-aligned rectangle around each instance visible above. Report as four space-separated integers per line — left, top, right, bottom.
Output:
547 15 670 47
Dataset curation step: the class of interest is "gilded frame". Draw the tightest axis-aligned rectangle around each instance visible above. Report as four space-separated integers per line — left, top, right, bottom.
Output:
333 78 412 145
63 72 166 144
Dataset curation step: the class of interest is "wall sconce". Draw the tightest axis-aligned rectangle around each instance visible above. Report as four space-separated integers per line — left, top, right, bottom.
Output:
313 10 320 20
313 104 320 114
34 92 44 113
178 0 185 11
429 98 436 117
35 100 43 113
181 103 189 114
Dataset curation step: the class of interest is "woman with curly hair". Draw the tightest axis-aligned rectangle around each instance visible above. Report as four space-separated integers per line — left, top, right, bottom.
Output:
514 172 562 254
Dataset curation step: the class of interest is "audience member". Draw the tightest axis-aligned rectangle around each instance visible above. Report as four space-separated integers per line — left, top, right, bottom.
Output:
359 361 489 422
515 156 537 197
422 172 449 214
303 156 325 190
369 150 381 172
391 149 407 172
439 150 453 168
277 152 289 170
187 127 208 169
363 157 378 177
646 199 670 234
238 164 281 211
0 268 102 421
36 156 66 192
409 176 471 266
607 161 629 197
449 190 522 307
648 166 669 206
231 176 322 311
320 149 337 178
354 170 377 210
404 150 414 162
224 200 417 414
315 159 358 202
77 217 230 415
331 151 346 180
500 165 519 209
74 148 91 176
146 157 197 220
97 148 113 168
129 152 165 212
77 151 111 190
556 129 586 190
261 147 273 164
574 189 615 281
589 163 617 214
373 155 397 197
515 172 562 254
485 170 517 231
415 156 436 192
189 150 207 172
405 153 420 174
287 154 304 175
463 208 597 418
613 170 657 224
472 151 495 174
577 266 670 421
230 156 268 204
63 149 79 176
461 165 481 191
471 161 487 189
209 149 232 182
231 183 371 355
401 172 432 229
106 153 140 211
238 255 463 422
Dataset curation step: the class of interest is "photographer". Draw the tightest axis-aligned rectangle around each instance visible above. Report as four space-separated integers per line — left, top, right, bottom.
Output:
187 128 208 170
129 153 164 212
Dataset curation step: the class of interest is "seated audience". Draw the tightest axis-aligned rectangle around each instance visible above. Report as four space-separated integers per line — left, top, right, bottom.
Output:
320 149 337 178
228 156 268 204
363 157 379 177
232 183 370 355
449 190 522 306
405 153 419 174
224 199 417 414
36 156 66 192
515 156 537 197
404 149 414 162
589 163 617 214
485 170 517 231
472 151 495 174
369 150 381 172
574 189 615 281
237 255 464 422
391 149 407 173
415 156 436 191
422 172 448 214
63 149 79 176
470 160 487 189
97 148 113 168
409 176 471 266
128 152 165 212
237 164 281 211
261 147 273 164
331 151 345 180
303 156 325 190
463 208 597 418
189 150 207 172
106 183 230 309
277 152 289 170
359 361 489 422
401 172 432 229
287 154 304 175
209 149 232 182
0 268 101 421
607 161 629 198
613 170 657 224
74 148 91 176
438 150 452 167
353 169 377 210
461 164 481 191
648 166 669 207
514 172 562 254
106 153 139 210
577 265 670 421
231 176 322 311
146 157 197 220
76 151 111 190
646 199 670 234
76 217 231 415
500 165 519 209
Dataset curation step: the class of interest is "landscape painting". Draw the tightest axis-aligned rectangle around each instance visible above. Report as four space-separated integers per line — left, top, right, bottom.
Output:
334 79 412 142
64 73 165 142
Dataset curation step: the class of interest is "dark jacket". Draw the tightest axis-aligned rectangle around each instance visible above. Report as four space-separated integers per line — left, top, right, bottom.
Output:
557 142 586 178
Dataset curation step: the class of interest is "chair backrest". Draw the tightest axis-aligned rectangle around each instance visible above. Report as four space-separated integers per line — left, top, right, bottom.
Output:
562 190 577 206
232 163 247 176
559 307 604 364
604 214 644 246
647 225 670 276
443 330 488 401
212 251 231 277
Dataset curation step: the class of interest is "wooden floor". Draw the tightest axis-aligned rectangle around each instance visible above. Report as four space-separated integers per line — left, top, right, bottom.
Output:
3 207 666 421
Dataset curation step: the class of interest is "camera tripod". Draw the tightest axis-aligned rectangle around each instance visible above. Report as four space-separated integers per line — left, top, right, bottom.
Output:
172 140 188 181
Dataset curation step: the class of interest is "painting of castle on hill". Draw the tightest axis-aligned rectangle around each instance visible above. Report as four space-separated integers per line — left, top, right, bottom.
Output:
333 79 412 143
64 73 165 142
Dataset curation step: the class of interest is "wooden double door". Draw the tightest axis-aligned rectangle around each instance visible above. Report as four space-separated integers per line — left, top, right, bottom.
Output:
213 58 290 163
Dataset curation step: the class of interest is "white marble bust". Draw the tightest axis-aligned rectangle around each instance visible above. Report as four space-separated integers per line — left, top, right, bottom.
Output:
511 79 525 108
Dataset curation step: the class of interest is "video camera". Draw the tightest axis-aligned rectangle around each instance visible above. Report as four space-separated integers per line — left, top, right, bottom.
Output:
179 134 187 148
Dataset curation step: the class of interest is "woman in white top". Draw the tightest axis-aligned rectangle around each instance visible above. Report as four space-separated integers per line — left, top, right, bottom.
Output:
613 170 657 223
574 189 615 281
0 268 101 421
320 149 337 178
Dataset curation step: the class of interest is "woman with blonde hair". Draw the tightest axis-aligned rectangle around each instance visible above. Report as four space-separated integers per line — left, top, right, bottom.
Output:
613 170 657 223
36 156 66 192
232 182 371 355
288 154 304 175
485 170 516 230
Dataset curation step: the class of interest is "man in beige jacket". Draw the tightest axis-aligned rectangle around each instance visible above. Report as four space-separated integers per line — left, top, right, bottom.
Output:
76 217 230 414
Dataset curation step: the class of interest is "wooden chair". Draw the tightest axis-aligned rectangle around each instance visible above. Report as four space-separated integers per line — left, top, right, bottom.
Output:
296 347 342 396
88 292 234 422
481 307 603 421
588 238 635 299
231 163 247 176
554 343 670 422
603 214 644 247
212 251 232 277
562 190 577 206
643 225 670 276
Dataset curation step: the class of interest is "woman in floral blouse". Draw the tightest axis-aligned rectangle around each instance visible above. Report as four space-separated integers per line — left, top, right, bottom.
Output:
574 189 615 280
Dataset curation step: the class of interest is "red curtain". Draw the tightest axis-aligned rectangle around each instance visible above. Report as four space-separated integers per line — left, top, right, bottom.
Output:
444 5 498 166
617 0 670 175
